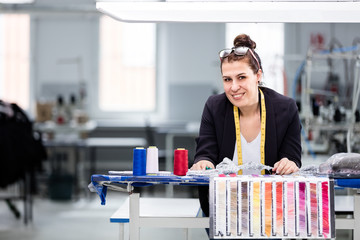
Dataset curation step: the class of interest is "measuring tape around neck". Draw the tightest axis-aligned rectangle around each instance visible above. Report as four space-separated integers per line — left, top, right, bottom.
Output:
233 88 266 175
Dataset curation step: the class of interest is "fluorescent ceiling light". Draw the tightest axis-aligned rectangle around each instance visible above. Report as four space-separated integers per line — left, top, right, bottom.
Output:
96 1 360 23
0 0 34 3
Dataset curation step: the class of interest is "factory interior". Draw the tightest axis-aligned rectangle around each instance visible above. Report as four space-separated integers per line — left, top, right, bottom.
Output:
1 0 360 240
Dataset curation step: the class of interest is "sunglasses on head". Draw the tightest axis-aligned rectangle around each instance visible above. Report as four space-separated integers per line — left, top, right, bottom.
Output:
219 46 260 71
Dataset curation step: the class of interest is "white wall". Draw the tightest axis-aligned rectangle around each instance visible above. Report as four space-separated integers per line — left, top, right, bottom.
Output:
163 23 223 86
158 23 225 121
30 17 225 122
32 14 98 105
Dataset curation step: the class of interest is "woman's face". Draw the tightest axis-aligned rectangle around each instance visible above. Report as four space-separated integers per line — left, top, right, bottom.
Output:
222 60 262 109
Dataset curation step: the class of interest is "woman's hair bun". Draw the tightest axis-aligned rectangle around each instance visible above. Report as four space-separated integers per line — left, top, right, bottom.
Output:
233 34 256 49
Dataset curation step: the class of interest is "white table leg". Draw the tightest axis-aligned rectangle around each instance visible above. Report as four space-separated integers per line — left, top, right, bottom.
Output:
119 223 125 240
354 192 360 240
129 193 140 240
184 228 189 240
165 133 174 197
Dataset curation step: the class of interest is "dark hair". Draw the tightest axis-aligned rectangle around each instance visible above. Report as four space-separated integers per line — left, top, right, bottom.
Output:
221 34 262 74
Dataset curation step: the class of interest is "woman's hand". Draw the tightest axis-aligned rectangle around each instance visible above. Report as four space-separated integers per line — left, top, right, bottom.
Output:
272 157 299 175
190 160 215 170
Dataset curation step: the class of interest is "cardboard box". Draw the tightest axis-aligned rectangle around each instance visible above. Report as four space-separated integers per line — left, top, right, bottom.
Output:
36 102 54 122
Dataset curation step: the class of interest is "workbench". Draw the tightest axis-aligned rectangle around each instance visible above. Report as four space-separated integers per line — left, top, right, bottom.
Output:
90 173 360 240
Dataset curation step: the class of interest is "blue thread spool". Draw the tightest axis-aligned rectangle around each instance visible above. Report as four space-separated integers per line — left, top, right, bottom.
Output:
133 147 146 176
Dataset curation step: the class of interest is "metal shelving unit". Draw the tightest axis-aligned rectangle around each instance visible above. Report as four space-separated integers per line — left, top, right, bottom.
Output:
300 47 360 155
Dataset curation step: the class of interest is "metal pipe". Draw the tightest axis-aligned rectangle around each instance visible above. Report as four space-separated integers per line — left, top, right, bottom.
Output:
347 57 360 152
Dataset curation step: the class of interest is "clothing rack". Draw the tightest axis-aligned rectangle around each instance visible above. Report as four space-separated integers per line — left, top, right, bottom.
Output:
0 100 46 224
0 172 33 224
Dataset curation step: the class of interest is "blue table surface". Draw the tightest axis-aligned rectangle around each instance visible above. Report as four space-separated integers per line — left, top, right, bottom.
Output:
90 174 360 205
91 173 209 205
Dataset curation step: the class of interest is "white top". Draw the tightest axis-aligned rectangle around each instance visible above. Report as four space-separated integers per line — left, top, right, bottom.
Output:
233 132 261 175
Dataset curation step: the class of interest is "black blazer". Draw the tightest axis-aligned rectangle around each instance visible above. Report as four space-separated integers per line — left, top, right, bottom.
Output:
194 87 302 168
194 87 302 216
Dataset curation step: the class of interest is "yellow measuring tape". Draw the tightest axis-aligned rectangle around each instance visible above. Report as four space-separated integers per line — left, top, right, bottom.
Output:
233 88 266 175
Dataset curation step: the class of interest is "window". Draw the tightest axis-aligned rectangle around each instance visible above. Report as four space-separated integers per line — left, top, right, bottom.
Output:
98 15 156 113
226 23 285 94
0 14 30 109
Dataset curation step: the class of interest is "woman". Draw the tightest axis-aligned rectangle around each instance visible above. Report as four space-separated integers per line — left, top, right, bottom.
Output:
191 34 302 217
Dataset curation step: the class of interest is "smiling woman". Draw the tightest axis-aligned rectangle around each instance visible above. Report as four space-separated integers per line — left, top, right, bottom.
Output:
191 33 302 218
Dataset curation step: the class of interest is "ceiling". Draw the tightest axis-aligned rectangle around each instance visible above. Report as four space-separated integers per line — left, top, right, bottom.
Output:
97 1 360 23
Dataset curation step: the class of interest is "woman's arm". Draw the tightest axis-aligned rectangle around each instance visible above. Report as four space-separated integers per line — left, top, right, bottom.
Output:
276 99 302 173
192 96 220 168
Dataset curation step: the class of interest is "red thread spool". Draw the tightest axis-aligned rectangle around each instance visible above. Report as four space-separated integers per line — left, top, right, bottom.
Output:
173 148 188 176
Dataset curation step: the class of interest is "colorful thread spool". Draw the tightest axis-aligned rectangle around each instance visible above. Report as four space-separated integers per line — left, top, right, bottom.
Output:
210 175 335 239
133 147 146 176
146 146 159 174
173 148 188 176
